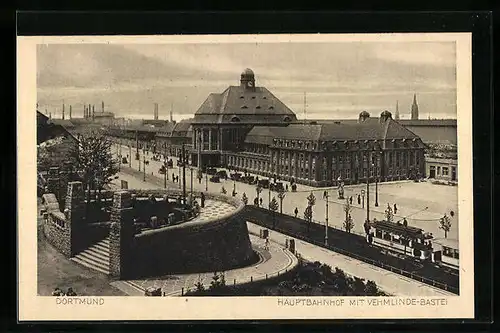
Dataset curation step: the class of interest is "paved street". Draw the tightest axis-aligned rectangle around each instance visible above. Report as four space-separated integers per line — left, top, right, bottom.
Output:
113 143 459 241
246 222 454 297
121 234 298 296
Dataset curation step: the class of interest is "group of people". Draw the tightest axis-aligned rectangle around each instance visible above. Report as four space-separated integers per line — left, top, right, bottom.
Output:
52 287 77 296
171 173 180 183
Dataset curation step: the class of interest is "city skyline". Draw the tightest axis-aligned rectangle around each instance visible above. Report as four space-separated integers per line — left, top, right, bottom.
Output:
37 42 457 120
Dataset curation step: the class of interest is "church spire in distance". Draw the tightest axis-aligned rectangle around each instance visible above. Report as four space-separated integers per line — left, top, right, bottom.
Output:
411 93 419 120
395 100 400 120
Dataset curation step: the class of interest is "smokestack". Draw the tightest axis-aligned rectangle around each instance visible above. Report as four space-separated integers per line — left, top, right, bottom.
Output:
62 103 65 120
49 112 52 119
102 101 104 113
170 102 173 122
92 105 95 120
69 105 72 119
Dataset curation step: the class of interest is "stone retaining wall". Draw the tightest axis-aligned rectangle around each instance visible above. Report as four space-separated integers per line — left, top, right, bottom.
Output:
109 189 254 279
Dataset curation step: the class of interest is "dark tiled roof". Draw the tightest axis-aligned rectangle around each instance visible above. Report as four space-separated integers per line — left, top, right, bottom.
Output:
314 118 457 127
192 86 297 124
245 118 420 145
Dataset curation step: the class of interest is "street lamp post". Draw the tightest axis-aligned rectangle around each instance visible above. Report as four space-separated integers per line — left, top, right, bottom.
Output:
182 143 187 205
163 161 167 189
366 171 370 223
205 172 208 192
325 190 329 246
375 162 379 207
128 144 131 167
143 148 146 182
190 167 193 195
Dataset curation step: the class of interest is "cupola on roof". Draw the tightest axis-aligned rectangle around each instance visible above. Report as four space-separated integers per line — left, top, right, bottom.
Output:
241 68 255 76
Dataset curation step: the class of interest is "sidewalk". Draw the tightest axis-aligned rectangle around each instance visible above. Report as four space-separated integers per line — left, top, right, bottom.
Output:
246 222 455 297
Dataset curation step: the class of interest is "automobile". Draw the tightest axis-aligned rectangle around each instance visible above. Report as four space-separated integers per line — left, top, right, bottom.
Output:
158 165 166 175
144 287 162 296
230 172 242 181
210 175 220 183
121 157 128 164
206 168 218 175
216 170 228 180
243 176 255 184
270 182 284 192
258 179 270 189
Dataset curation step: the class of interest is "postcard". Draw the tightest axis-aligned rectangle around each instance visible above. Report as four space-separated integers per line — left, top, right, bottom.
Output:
18 32 473 321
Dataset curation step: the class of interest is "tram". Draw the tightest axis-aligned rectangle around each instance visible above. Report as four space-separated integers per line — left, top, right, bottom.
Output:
366 220 435 260
432 238 459 269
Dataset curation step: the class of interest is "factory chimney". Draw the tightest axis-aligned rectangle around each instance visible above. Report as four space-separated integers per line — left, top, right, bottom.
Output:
62 103 65 120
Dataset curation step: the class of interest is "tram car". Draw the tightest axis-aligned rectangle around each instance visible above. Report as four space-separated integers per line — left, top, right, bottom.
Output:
431 238 459 270
366 220 435 260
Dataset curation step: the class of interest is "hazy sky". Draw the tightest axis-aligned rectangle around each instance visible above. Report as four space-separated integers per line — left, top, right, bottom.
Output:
37 41 457 120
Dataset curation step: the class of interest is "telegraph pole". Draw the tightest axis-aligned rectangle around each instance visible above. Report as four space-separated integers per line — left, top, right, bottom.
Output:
325 191 329 245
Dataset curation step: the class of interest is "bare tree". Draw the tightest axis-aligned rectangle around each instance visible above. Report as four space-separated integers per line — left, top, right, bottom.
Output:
343 199 354 233
277 189 286 214
256 185 263 206
439 214 452 238
384 204 394 222
70 132 119 214
241 192 248 205
269 197 279 229
304 192 316 234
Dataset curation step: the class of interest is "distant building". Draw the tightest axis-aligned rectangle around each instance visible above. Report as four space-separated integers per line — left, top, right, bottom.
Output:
425 157 457 182
411 93 419 120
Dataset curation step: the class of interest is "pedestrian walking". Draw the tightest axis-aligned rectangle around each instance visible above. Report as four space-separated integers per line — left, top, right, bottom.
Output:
357 194 361 205
172 173 175 182
265 237 270 250
286 184 289 192
294 207 298 218
259 198 263 206
349 196 353 204
394 203 398 215
200 192 205 208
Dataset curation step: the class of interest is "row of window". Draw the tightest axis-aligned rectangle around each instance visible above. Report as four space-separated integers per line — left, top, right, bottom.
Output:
442 246 459 259
430 165 456 176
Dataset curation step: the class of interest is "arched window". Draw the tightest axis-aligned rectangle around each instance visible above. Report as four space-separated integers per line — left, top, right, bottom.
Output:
231 116 241 122
283 116 291 122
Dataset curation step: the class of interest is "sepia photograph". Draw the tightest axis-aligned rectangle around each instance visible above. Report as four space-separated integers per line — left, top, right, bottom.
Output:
18 33 474 320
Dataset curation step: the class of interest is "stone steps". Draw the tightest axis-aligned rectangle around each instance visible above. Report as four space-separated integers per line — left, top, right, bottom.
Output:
71 237 110 275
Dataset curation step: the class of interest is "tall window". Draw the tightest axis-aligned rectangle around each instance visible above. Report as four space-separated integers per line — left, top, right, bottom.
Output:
395 152 400 167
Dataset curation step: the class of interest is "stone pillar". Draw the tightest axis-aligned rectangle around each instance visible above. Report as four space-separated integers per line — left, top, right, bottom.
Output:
109 191 135 279
201 129 205 150
217 128 221 151
208 128 212 151
192 129 196 149
64 181 85 256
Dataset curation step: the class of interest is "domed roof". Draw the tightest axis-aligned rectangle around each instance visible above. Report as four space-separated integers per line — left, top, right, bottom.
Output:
241 68 254 76
380 110 392 117
359 110 370 117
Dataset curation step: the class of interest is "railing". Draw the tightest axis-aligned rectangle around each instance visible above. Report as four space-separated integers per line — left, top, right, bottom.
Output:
244 214 459 295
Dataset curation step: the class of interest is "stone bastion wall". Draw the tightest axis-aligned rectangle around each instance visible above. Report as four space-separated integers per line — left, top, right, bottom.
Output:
41 181 254 279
